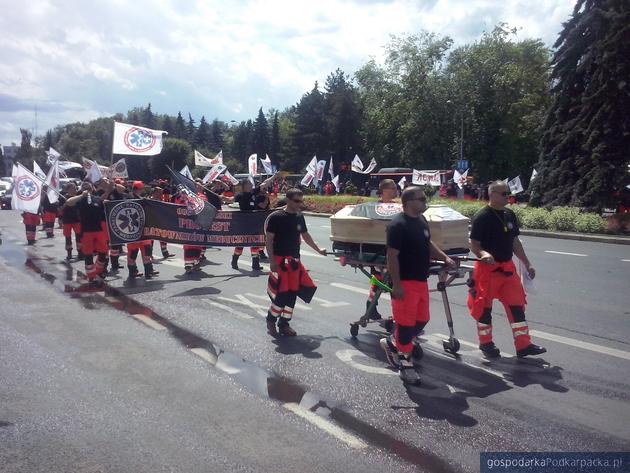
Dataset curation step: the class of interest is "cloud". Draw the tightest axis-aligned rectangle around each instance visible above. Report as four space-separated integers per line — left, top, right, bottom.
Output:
0 0 575 146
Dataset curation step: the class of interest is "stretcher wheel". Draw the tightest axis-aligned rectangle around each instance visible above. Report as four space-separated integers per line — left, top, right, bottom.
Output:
412 343 424 360
350 324 359 338
442 338 460 355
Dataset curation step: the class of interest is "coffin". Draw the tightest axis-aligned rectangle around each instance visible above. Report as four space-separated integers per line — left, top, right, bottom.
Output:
330 202 470 255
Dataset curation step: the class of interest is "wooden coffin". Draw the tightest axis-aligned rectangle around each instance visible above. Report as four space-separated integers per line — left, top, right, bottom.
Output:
329 203 470 254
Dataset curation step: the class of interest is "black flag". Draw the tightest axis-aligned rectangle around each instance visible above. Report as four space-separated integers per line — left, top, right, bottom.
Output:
166 165 216 231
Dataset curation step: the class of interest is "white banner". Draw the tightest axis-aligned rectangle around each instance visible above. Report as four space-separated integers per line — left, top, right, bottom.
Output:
202 164 227 184
530 168 538 183
212 150 224 166
46 147 61 165
331 174 340 192
180 165 193 180
261 154 273 174
109 158 128 178
328 156 335 179
508 175 524 194
12 163 42 213
315 159 326 183
223 169 239 185
194 150 214 168
301 172 315 187
453 169 468 189
305 156 317 175
398 176 406 188
82 157 103 183
112 121 166 156
412 169 441 186
248 153 258 176
44 159 60 203
33 161 46 181
351 155 364 173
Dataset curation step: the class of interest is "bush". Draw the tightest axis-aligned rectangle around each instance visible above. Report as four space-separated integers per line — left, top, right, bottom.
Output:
574 213 607 233
507 204 526 227
548 207 580 231
520 207 551 230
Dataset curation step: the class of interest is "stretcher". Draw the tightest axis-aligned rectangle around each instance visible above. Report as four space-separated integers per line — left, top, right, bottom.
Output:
333 242 475 356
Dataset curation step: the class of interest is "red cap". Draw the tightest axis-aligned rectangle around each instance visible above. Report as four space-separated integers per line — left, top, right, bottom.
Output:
132 181 144 190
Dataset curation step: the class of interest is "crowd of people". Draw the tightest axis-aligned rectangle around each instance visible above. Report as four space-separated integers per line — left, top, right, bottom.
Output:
18 175 547 386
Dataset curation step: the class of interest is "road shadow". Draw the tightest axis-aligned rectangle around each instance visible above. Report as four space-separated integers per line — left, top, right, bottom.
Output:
271 334 326 359
477 356 568 393
171 286 221 297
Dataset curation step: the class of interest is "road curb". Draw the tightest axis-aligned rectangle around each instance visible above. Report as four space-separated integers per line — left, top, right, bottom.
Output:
303 212 630 245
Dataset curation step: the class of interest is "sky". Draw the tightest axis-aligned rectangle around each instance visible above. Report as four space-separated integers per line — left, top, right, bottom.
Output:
0 0 575 147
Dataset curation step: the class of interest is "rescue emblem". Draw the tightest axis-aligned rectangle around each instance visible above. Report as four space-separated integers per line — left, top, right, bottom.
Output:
109 201 145 241
16 175 40 201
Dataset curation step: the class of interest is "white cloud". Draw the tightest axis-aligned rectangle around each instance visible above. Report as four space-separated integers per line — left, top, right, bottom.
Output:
0 0 575 146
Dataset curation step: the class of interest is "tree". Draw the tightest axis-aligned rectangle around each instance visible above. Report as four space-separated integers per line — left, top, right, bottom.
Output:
294 82 327 161
149 138 192 178
269 111 280 166
175 112 186 139
253 107 269 164
196 116 211 148
211 119 224 151
186 113 196 142
162 115 175 135
16 128 33 168
531 0 630 209
142 103 155 129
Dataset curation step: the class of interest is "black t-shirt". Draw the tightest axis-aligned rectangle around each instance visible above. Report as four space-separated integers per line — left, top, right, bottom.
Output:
265 210 307 258
61 195 80 224
41 194 58 213
386 213 431 281
76 194 106 232
469 206 519 262
234 187 260 211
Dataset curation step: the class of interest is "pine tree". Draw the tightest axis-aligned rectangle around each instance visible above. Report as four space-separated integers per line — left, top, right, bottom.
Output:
186 113 196 143
270 111 280 166
211 119 224 151
196 116 211 148
142 103 155 128
175 112 186 139
531 0 630 209
253 107 269 164
295 82 327 160
162 116 175 135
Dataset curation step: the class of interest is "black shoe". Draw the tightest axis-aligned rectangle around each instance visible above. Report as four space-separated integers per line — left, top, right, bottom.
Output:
231 254 239 270
252 257 262 271
163 252 176 259
398 357 421 385
517 344 547 358
380 336 400 369
480 342 501 358
184 265 193 275
278 323 297 337
266 318 278 336
128 267 141 279
27 240 35 246
65 253 73 261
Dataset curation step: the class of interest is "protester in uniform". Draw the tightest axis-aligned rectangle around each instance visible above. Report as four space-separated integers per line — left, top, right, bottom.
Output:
264 188 327 336
40 192 59 238
467 180 546 358
60 182 82 261
381 186 455 385
231 175 277 271
149 186 175 259
22 211 40 245
366 179 398 320
64 182 110 285
103 178 127 272
125 181 159 280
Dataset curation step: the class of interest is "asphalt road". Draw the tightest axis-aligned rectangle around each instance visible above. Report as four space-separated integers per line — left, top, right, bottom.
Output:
1 209 629 473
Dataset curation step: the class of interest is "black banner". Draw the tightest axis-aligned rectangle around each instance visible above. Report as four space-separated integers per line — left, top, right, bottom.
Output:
105 199 270 247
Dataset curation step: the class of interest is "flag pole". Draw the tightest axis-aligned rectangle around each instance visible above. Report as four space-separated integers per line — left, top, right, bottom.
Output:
110 121 116 164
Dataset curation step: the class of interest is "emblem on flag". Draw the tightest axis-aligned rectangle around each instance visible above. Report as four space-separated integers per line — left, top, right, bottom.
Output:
16 176 40 201
124 127 157 153
109 201 146 241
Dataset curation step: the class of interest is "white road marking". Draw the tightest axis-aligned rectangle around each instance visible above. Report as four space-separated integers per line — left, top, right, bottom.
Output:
216 295 268 316
129 313 166 331
206 301 254 319
283 402 367 449
622 259 630 263
320 225 331 229
330 282 391 301
544 250 587 257
190 347 218 365
530 330 630 361
335 349 397 376
311 296 350 308
245 292 312 311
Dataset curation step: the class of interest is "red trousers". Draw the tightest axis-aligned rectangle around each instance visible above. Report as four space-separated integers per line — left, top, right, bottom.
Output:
267 256 316 320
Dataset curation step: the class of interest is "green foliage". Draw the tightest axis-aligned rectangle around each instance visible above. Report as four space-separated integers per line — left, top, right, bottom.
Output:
254 107 269 161
548 207 580 231
574 213 607 234
520 207 551 230
149 138 192 178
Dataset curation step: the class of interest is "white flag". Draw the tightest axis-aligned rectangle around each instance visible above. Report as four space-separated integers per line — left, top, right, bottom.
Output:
412 169 441 186
315 159 326 183
12 164 18 177
109 158 128 178
46 147 61 165
507 176 524 194
331 174 340 192
248 175 255 186
453 169 468 189
11 163 42 213
44 159 60 204
301 172 315 187
248 153 258 176
328 156 335 179
530 168 538 182
223 169 239 186
33 161 46 181
202 164 227 184
112 121 166 156
194 150 214 168
261 154 273 175
305 156 317 175
398 176 406 188
180 165 193 180
82 157 103 183
351 155 364 173
212 150 224 166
